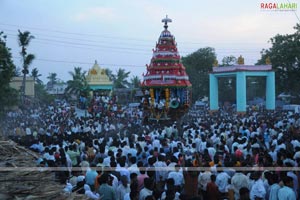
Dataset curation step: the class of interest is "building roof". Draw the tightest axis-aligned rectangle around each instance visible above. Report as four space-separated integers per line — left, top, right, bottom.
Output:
212 65 272 73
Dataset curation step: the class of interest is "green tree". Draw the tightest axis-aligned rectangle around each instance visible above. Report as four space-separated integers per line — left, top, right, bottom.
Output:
182 47 216 102
221 55 237 66
66 67 88 96
0 32 18 114
257 24 300 96
105 68 114 81
46 72 57 88
112 68 130 88
18 30 35 104
31 68 42 85
35 83 55 105
130 75 141 88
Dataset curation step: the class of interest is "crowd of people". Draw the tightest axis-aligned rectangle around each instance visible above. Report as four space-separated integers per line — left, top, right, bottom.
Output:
2 99 300 200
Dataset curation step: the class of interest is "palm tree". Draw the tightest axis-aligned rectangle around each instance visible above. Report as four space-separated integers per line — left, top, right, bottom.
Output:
31 68 42 85
18 30 35 104
105 68 113 81
66 67 88 96
69 67 86 82
46 73 57 89
130 75 141 88
112 68 130 88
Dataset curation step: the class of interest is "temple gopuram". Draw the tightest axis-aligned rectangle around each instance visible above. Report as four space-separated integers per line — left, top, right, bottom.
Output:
86 60 113 95
141 16 192 121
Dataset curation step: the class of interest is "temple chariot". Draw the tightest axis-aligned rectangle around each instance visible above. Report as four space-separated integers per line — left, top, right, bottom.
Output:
141 16 192 122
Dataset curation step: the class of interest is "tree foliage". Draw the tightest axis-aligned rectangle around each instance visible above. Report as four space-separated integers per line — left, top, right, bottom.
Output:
112 68 130 89
257 24 300 95
130 75 141 88
105 68 114 81
35 83 55 105
47 72 58 87
0 32 18 113
18 30 35 104
18 30 35 75
66 67 89 96
221 55 237 66
31 68 42 85
182 47 216 102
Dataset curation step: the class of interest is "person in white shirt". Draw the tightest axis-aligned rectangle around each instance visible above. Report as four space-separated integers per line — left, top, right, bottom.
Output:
26 127 32 135
293 146 300 160
268 145 277 162
167 165 183 190
128 156 140 175
117 158 130 181
154 155 168 183
160 178 180 200
231 172 250 200
139 178 153 200
84 184 100 200
194 135 201 152
250 172 266 200
198 170 211 198
199 137 207 153
117 175 130 200
152 137 161 150
278 176 297 200
267 173 280 200
216 171 230 194
287 170 299 199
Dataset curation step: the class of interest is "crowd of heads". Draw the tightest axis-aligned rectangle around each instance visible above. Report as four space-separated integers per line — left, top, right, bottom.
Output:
2 99 300 200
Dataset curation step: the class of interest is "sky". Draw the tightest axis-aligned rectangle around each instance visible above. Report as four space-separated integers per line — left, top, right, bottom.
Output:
0 0 299 83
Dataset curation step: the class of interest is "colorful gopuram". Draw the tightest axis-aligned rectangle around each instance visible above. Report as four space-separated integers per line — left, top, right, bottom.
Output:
141 16 192 121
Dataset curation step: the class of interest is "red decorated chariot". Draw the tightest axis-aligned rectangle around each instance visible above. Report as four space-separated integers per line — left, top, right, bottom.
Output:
141 16 192 121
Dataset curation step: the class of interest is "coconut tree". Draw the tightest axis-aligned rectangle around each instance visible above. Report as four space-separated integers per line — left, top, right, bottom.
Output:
105 68 113 81
47 72 57 88
112 68 130 88
18 30 35 104
31 68 42 85
130 75 141 88
66 67 88 96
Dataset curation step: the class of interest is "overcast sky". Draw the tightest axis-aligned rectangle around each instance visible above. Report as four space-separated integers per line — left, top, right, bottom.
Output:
0 0 299 83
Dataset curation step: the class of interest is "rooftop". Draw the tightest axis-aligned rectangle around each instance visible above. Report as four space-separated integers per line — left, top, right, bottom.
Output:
212 65 272 73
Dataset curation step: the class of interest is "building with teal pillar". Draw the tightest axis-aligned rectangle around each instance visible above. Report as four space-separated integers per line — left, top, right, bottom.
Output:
209 65 275 112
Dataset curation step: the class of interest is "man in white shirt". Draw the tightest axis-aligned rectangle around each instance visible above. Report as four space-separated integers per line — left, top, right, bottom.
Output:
198 170 211 198
268 173 280 200
117 158 130 181
128 156 140 175
231 172 250 200
287 170 299 199
26 127 32 135
216 171 230 194
152 137 161 150
154 155 168 183
139 178 154 200
250 172 266 200
278 176 297 200
167 165 183 190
